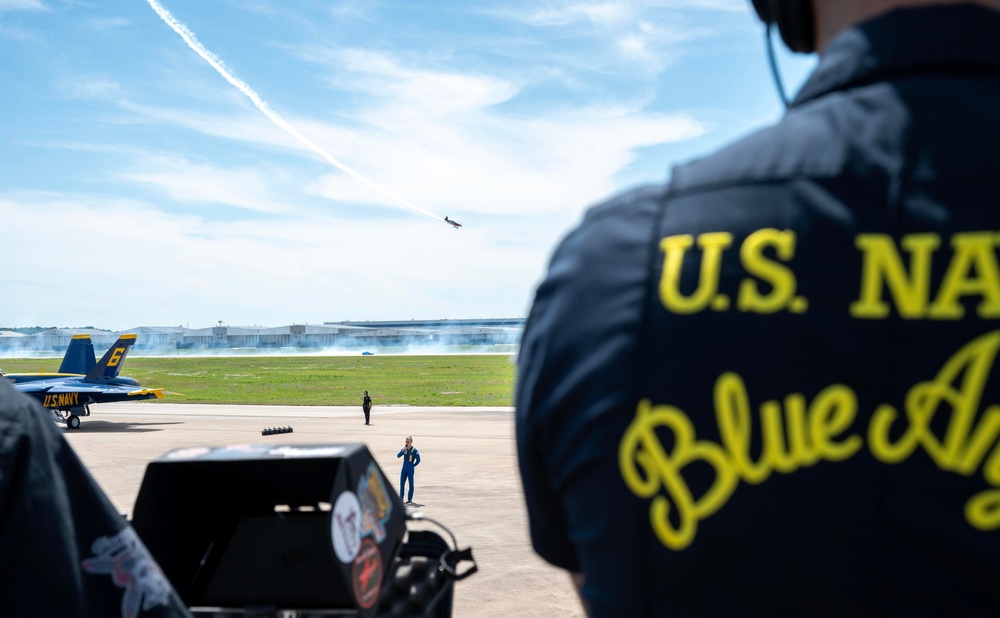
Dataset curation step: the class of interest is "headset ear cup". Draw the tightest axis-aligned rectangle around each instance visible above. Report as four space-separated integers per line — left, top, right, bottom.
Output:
750 0 774 23
774 0 816 53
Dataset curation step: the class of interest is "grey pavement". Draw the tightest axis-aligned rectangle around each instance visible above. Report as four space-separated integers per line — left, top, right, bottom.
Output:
63 402 583 618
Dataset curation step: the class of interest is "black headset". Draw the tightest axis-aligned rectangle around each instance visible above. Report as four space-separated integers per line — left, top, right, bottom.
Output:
750 0 816 54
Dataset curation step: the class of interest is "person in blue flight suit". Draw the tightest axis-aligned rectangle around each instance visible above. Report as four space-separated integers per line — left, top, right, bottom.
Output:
0 379 192 617
516 1 1000 616
397 436 420 504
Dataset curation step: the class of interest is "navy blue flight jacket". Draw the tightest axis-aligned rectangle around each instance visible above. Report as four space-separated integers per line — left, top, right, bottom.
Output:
517 5 1000 617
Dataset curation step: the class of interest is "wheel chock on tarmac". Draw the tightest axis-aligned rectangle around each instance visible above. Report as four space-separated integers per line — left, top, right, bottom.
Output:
262 426 294 436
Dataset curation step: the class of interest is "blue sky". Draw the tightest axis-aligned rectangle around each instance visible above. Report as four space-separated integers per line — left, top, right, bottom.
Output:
0 0 814 330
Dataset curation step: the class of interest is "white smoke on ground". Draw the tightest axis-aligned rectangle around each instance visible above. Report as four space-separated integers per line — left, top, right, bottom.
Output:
145 0 442 222
0 344 519 360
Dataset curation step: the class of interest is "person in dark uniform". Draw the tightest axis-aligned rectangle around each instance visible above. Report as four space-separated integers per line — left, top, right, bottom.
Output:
397 436 420 504
363 390 372 425
0 379 192 617
516 1 1000 616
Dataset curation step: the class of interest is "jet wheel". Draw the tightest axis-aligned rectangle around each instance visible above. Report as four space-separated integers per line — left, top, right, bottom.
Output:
67 415 81 430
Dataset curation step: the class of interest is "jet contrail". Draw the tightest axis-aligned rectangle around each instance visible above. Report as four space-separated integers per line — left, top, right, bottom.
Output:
145 0 442 222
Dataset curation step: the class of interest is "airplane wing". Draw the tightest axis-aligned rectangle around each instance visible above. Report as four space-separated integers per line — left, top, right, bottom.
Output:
14 380 111 394
16 380 163 397
58 384 164 400
13 380 61 393
44 384 110 394
4 372 79 385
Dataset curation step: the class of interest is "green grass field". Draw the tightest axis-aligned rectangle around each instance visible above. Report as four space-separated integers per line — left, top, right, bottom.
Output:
1 354 517 407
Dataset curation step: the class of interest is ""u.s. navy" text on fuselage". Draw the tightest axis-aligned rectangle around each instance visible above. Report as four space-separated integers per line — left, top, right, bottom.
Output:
43 392 80 408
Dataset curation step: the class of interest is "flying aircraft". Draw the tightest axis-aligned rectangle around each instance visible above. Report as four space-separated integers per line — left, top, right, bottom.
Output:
444 216 462 229
2 333 164 429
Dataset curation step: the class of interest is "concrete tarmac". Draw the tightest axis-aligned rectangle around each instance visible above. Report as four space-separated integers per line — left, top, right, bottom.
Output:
62 402 583 618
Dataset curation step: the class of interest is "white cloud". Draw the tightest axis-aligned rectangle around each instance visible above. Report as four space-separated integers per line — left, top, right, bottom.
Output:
131 95 701 220
0 23 35 40
515 2 632 27
327 0 369 22
300 47 519 116
669 0 744 10
0 0 805 331
61 76 121 99
487 0 745 28
118 155 306 216
107 2 713 227
85 17 130 30
303 105 702 218
0 0 49 12
117 100 301 152
0 191 547 328
107 53 702 221
471 3 730 80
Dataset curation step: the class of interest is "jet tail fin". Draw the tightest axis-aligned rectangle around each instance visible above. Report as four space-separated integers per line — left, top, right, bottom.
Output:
59 334 97 375
84 334 138 382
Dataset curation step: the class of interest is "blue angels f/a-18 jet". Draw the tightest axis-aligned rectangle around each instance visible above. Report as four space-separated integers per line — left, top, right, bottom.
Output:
2 333 163 429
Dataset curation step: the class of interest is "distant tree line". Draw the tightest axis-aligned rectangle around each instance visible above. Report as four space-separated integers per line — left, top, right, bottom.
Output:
0 326 107 335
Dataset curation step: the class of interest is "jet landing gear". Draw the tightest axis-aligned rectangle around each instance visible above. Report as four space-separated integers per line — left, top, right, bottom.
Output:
52 405 90 430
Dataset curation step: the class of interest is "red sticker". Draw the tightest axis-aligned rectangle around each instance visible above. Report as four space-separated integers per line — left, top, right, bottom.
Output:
351 538 383 609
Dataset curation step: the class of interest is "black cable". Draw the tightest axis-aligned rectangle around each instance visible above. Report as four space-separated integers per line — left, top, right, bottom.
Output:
404 511 478 580
405 511 458 550
765 23 790 109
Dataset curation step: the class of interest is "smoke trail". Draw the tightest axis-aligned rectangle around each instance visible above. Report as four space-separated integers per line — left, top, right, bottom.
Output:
145 0 442 221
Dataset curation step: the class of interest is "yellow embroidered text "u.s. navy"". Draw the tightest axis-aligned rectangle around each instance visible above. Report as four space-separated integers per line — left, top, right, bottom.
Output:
657 230 1000 319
